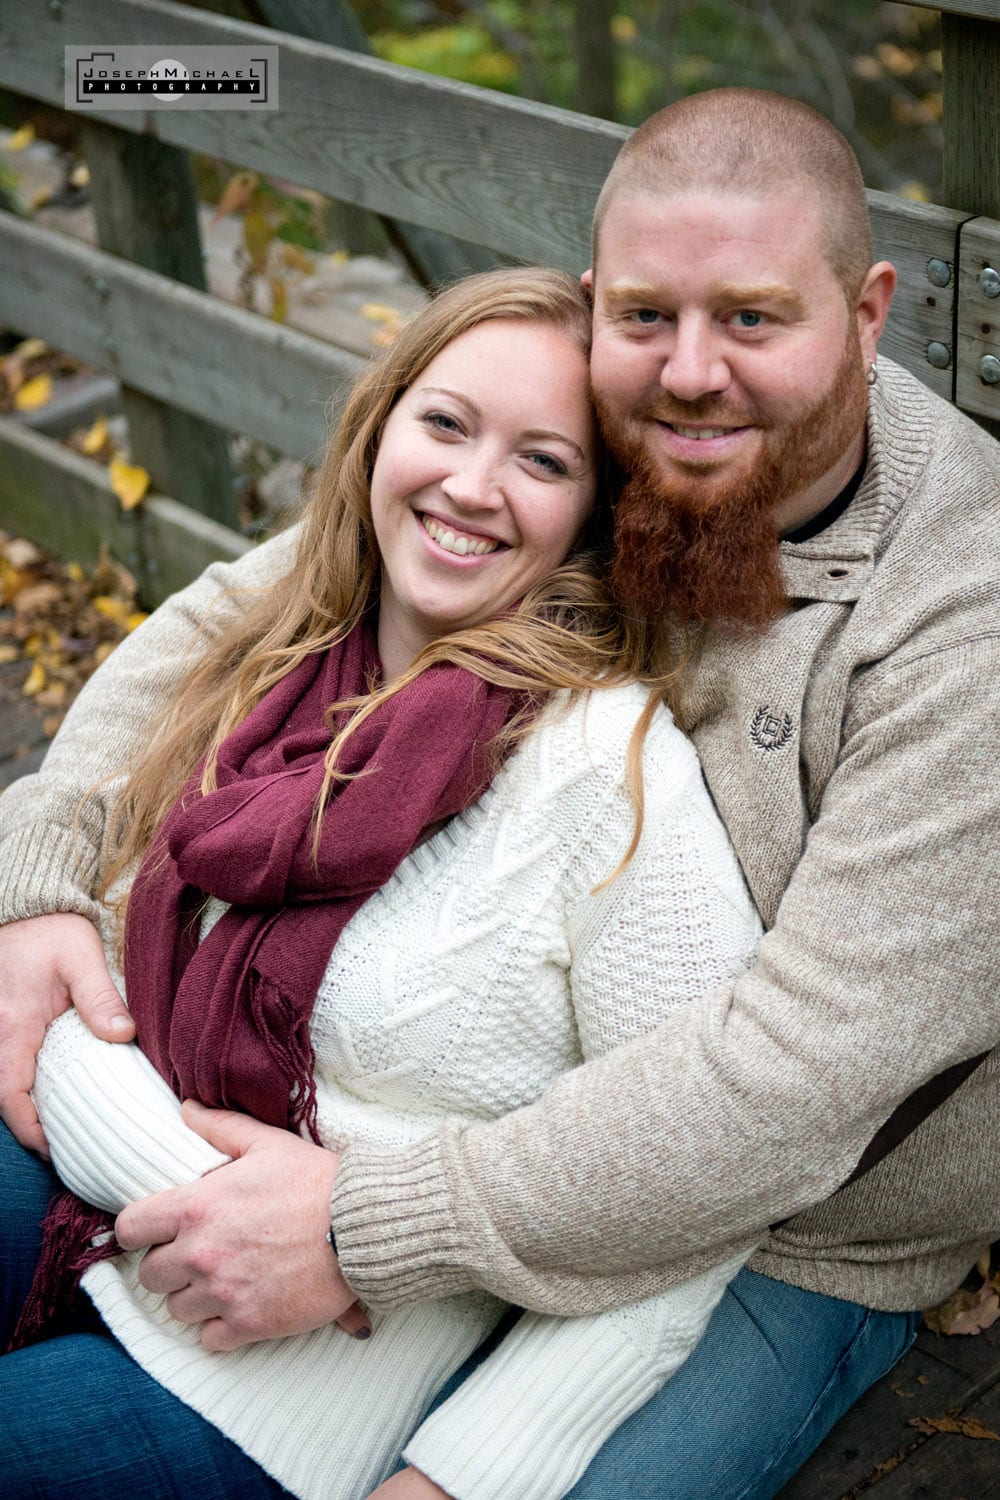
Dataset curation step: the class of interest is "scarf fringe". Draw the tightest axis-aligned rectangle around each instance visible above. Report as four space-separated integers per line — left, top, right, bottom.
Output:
251 973 321 1144
8 1191 118 1352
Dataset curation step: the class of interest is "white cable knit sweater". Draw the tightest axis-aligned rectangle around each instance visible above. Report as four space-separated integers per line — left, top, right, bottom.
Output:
33 684 761 1500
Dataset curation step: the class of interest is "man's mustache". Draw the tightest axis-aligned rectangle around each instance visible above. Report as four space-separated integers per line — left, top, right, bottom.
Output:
635 400 772 430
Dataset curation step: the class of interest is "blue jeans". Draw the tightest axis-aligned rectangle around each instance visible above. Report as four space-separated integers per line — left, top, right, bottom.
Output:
0 1123 918 1498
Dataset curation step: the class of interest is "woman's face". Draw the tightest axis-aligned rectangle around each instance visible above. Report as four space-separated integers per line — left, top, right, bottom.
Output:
370 318 598 675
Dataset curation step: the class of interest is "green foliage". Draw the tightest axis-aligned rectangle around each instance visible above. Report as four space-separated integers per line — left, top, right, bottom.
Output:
374 25 519 90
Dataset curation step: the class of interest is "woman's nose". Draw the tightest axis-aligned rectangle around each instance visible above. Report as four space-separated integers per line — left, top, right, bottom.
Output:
439 455 503 510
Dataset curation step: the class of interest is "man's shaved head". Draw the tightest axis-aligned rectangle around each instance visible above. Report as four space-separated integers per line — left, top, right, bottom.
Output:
593 88 873 298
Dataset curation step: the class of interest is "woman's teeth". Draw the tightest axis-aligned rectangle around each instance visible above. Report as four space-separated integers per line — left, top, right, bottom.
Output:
421 515 500 556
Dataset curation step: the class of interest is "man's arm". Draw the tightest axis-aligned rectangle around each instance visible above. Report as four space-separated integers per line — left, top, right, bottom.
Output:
0 527 300 1150
332 634 1000 1315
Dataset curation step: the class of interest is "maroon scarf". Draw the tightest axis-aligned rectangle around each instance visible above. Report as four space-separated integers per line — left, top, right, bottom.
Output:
12 621 526 1349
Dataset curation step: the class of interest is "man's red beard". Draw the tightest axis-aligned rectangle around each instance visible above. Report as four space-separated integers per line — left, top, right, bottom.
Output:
598 330 868 632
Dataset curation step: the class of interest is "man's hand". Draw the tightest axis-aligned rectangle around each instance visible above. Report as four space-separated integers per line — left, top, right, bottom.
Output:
0 912 133 1155
367 1469 453 1499
115 1101 371 1350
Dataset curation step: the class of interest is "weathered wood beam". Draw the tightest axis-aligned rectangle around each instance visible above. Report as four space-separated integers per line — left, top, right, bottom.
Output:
0 417 249 605
942 14 1000 218
0 214 363 461
248 0 500 285
897 0 1000 22
81 119 238 526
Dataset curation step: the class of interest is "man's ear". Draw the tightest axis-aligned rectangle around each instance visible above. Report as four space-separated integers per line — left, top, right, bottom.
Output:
856 260 896 363
581 268 594 291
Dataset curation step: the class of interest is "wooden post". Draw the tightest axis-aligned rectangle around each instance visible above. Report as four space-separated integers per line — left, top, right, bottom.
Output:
573 0 617 122
246 0 502 286
80 120 238 527
941 11 1000 218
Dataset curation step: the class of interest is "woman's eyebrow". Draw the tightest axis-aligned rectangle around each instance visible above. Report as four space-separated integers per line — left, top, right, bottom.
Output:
418 385 481 416
521 429 587 463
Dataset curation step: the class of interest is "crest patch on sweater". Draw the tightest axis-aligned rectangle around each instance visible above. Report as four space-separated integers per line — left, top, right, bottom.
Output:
750 706 794 752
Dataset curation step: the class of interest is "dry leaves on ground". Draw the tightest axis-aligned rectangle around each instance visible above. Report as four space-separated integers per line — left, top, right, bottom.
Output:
909 1412 999 1440
924 1249 1000 1336
0 532 147 737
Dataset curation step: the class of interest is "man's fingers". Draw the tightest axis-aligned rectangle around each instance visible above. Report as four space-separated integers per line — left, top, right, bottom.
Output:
181 1098 278 1158
1 1091 50 1158
115 1188 186 1251
335 1301 373 1340
72 978 133 1042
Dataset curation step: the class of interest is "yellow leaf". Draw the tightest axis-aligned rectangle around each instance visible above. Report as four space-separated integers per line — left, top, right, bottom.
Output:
14 374 53 410
80 415 110 455
214 170 259 220
7 123 35 151
13 337 48 360
328 250 350 266
69 162 90 188
94 641 117 665
243 209 274 273
900 180 930 203
66 561 84 582
269 273 289 324
360 302 402 324
22 660 46 696
280 243 315 274
93 595 130 623
109 457 150 511
0 644 19 665
126 611 149 632
29 185 53 211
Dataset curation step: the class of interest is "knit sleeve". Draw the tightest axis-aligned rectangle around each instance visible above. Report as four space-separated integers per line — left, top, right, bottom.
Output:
31 1009 228 1214
401 702 761 1500
0 526 299 927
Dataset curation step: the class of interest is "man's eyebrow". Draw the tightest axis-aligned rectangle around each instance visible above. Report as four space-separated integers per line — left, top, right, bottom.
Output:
602 282 806 314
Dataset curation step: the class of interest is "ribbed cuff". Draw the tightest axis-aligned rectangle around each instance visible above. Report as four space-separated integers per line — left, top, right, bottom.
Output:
0 822 100 925
404 1313 660 1500
330 1133 477 1310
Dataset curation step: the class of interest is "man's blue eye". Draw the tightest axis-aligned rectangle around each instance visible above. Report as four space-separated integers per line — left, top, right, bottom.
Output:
631 309 661 324
735 310 763 328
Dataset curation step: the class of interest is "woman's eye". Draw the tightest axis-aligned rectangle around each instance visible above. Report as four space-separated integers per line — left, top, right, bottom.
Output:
732 310 764 329
423 411 462 434
526 452 567 477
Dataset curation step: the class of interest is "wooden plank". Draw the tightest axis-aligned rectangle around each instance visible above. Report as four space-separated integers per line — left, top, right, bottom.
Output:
954 216 1000 423
942 14 1000 218
777 1326 1000 1499
899 0 1000 22
0 417 250 606
81 119 238 527
252 0 501 286
0 0 626 269
868 191 971 400
0 215 363 462
856 1370 1000 1498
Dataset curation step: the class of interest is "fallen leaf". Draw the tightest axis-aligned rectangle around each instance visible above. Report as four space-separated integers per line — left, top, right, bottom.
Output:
21 660 47 696
0 644 19 665
328 250 350 266
279 243 315 274
269 273 289 323
29 185 53 211
12 338 48 361
94 641 116 665
93 595 131 624
7 123 35 150
69 162 90 188
243 209 274 273
213 169 259 220
126 611 149 632
14 582 63 615
924 1282 1000 1336
360 302 402 323
14 373 53 410
909 1412 999 1440
2 537 44 568
109 457 150 511
80 415 110 455
65 561 84 582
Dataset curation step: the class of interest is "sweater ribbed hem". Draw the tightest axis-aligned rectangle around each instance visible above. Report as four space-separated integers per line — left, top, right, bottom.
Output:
0 823 100 925
748 1240 987 1313
405 1315 660 1500
332 1135 476 1308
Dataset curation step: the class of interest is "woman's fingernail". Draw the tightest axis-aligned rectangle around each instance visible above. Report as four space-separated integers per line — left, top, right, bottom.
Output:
353 1325 372 1340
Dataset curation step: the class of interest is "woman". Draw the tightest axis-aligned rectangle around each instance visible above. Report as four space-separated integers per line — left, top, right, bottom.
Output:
0 268 761 1500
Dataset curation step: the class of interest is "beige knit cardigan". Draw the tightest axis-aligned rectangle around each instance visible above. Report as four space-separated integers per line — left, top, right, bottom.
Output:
2 359 998 1317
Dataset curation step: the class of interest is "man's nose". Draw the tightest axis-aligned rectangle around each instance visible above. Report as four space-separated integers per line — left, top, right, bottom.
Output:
659 318 730 403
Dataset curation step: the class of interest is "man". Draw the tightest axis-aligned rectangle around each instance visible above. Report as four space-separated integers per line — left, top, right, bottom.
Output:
1 90 997 1497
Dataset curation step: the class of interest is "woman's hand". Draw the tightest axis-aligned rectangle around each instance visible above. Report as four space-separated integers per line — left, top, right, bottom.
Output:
0 912 133 1154
115 1101 371 1349
367 1468 454 1500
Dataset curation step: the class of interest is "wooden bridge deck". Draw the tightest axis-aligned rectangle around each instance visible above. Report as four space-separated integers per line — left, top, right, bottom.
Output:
2 673 998 1496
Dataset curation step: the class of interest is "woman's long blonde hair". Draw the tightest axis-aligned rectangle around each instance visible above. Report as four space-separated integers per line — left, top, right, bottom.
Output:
101 267 664 897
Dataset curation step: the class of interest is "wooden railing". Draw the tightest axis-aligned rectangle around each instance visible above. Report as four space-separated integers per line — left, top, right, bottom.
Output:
1 0 997 603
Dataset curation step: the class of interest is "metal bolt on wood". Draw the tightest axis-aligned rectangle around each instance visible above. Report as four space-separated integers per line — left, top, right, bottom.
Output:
927 258 952 287
979 268 1000 299
927 341 952 369
981 355 1000 385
